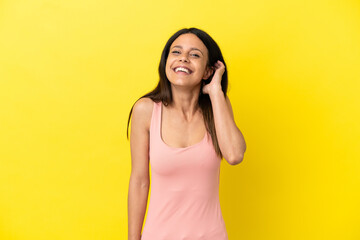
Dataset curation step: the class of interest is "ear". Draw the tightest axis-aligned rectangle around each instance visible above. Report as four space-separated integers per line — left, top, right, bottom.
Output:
202 66 214 80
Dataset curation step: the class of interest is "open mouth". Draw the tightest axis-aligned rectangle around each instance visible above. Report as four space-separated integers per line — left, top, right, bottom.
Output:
173 66 192 74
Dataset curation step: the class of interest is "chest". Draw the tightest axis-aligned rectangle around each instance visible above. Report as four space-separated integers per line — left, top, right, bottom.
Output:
160 107 206 148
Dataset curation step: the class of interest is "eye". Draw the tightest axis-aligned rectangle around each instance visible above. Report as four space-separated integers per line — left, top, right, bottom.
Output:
191 53 200 58
171 50 180 54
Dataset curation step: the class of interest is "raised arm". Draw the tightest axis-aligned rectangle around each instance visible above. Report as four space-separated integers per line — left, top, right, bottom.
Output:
203 60 246 165
210 92 246 165
127 98 153 240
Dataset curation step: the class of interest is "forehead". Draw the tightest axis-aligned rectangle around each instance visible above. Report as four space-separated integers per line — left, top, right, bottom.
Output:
170 33 208 53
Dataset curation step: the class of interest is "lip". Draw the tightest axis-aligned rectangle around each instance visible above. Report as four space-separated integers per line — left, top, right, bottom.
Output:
173 65 193 74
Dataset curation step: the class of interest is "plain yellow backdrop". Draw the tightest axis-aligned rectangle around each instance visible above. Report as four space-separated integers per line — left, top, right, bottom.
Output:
0 0 359 239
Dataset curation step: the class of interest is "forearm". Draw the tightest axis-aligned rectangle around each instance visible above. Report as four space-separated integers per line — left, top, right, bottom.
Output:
128 176 150 240
209 90 246 165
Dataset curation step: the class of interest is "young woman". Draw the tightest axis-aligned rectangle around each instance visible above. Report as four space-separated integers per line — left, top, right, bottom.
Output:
127 27 246 240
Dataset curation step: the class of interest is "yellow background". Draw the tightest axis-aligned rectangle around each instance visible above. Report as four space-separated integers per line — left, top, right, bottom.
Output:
0 0 359 239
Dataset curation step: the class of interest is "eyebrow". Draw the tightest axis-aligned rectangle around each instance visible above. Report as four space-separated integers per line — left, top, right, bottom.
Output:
171 45 204 56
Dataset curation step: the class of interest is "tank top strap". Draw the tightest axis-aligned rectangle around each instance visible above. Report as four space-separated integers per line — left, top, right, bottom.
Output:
150 101 162 142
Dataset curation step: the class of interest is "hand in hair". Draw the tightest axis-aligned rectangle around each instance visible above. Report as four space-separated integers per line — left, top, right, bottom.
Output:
202 60 226 95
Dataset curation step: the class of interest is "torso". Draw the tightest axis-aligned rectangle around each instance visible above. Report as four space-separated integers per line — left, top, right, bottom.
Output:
141 100 228 240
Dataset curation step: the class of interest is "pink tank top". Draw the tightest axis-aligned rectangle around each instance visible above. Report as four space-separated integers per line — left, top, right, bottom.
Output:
141 101 228 240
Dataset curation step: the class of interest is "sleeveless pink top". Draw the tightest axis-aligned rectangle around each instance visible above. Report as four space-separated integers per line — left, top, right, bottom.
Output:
141 101 228 240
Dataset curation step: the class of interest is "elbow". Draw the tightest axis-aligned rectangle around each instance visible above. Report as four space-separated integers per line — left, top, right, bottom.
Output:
226 153 244 165
139 180 150 189
226 141 246 165
129 173 150 189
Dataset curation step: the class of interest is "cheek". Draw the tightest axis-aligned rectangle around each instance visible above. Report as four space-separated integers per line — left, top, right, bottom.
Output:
165 61 173 79
165 57 173 71
165 61 171 71
197 63 208 75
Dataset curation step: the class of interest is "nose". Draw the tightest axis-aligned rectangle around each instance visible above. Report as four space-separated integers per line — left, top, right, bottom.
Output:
179 54 189 62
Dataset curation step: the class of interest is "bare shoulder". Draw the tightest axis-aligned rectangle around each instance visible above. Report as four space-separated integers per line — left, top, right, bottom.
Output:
131 97 154 131
132 97 154 117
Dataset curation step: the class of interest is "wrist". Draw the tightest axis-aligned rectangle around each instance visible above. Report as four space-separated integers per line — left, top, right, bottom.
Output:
208 87 224 99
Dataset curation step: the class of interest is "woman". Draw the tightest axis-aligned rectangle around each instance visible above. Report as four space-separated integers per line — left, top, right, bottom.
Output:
127 27 246 240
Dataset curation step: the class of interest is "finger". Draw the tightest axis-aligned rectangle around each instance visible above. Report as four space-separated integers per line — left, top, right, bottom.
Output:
217 60 225 68
215 62 225 73
214 61 224 71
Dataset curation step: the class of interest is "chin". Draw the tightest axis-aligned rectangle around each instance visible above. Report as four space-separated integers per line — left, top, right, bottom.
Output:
170 79 188 86
170 80 201 89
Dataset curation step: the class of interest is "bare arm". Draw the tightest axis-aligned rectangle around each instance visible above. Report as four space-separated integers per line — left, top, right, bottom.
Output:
128 98 153 240
210 92 246 165
203 60 246 165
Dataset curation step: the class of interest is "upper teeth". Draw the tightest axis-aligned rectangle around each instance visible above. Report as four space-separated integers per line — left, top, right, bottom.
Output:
175 67 190 74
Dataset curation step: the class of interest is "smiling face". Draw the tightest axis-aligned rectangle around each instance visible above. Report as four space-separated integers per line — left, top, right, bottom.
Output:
165 33 213 88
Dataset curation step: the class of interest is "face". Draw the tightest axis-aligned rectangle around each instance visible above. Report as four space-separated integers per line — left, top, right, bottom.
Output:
165 33 213 88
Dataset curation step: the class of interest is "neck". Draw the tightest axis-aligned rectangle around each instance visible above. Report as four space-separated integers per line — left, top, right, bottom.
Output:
169 84 202 120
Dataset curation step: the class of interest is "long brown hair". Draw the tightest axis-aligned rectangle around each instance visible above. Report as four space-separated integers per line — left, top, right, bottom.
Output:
126 27 228 158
